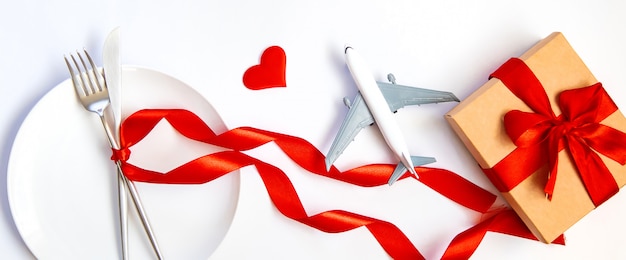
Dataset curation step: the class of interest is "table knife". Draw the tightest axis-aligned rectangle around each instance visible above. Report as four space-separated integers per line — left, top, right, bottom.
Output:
103 27 128 260
103 27 163 260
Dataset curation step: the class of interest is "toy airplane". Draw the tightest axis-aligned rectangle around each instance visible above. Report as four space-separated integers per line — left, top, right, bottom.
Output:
325 46 460 185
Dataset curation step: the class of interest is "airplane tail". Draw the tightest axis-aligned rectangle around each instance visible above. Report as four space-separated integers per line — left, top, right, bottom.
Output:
325 157 333 172
388 156 436 185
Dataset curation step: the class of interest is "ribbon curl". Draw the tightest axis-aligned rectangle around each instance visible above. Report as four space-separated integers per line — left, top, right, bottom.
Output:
490 58 626 205
115 108 559 259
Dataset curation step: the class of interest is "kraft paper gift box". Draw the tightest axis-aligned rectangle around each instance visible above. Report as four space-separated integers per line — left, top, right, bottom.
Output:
445 32 626 243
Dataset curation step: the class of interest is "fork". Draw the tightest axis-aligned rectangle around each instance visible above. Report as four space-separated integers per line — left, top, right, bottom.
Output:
65 49 164 260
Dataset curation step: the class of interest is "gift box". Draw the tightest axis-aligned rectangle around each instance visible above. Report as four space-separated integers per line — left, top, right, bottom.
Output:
445 32 626 243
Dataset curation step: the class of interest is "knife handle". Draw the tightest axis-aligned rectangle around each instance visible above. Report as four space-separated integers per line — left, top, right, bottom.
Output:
116 161 164 260
100 113 164 260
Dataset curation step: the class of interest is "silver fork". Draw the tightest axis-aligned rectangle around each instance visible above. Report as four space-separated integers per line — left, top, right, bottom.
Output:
65 49 164 260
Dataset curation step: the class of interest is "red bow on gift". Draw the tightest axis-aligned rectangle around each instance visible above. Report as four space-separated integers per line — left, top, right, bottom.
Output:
492 58 626 206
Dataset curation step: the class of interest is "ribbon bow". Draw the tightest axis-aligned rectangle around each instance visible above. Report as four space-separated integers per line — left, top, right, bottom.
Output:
492 58 626 206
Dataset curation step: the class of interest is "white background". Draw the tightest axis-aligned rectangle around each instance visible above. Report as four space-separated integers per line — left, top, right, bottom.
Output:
2 0 626 259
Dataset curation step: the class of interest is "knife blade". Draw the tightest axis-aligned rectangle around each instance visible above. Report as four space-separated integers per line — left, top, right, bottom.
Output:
104 27 121 140
103 27 128 260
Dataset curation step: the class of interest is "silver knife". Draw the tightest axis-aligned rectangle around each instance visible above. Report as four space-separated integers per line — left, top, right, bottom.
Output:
103 27 128 260
103 27 164 260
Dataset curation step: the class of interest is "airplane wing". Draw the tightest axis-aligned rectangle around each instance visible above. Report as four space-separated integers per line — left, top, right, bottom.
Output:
376 82 460 113
325 81 459 171
325 92 374 170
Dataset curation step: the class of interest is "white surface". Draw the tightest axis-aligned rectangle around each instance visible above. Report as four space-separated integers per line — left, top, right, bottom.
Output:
2 0 626 259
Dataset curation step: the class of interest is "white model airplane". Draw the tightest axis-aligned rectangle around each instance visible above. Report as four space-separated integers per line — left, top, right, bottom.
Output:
325 46 459 185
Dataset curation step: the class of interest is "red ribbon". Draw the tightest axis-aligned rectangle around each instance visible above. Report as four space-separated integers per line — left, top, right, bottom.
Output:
442 208 565 259
110 147 131 161
115 108 561 259
487 58 626 206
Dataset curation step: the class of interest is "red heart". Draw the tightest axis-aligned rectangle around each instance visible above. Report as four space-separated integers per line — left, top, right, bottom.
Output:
243 46 286 90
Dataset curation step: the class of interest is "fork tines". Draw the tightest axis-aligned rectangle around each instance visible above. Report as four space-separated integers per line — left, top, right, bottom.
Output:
64 49 106 97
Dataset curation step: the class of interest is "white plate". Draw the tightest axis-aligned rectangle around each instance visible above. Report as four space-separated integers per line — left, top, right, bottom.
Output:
7 67 240 259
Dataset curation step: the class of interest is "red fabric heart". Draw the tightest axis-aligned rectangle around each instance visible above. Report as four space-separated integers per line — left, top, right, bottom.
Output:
243 46 287 90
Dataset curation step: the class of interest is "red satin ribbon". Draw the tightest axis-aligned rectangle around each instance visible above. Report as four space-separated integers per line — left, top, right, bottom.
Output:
487 58 626 206
442 208 565 259
115 108 560 259
110 147 130 161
